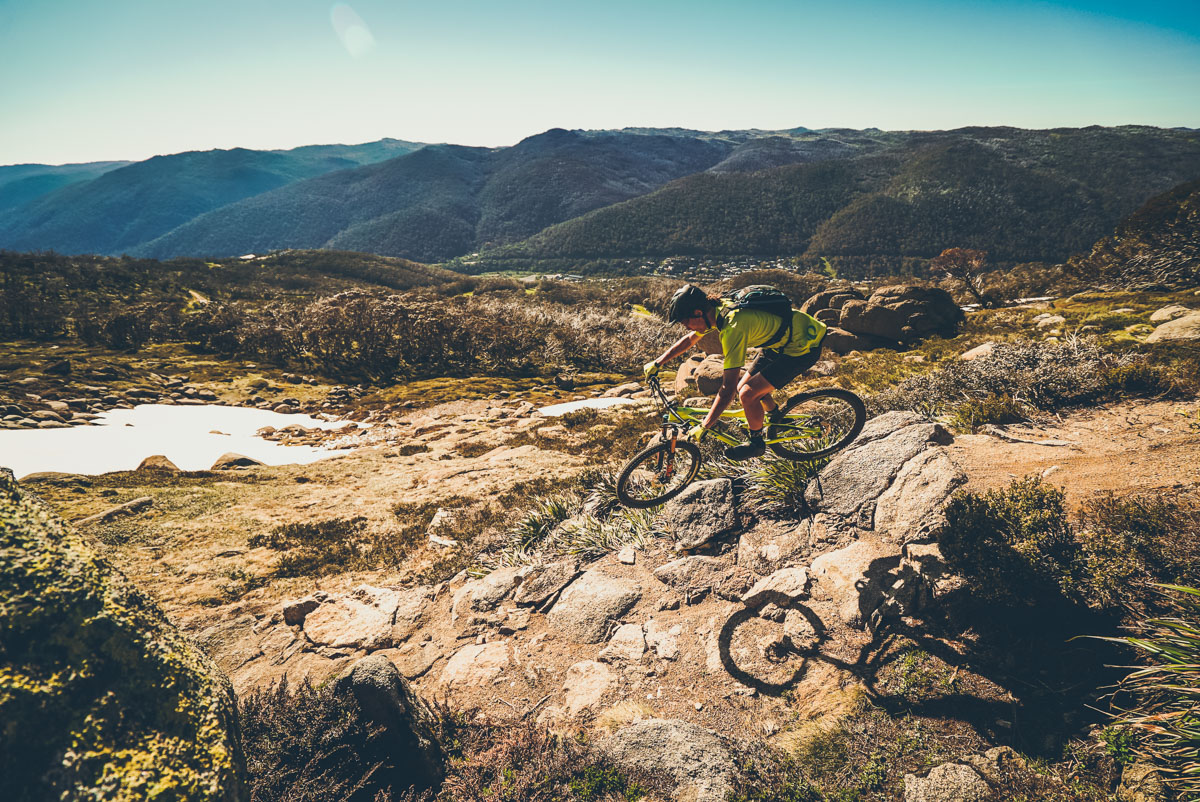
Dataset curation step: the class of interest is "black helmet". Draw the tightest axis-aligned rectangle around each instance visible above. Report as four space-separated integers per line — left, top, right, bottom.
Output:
666 284 710 323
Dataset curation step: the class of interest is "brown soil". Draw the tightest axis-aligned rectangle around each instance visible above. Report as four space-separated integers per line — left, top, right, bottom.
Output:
949 397 1200 507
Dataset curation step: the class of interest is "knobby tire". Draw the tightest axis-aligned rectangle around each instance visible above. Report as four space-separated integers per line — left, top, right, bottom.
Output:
767 388 866 461
616 440 703 509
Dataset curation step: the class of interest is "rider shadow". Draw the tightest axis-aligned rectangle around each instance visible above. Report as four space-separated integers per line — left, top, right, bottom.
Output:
717 589 830 697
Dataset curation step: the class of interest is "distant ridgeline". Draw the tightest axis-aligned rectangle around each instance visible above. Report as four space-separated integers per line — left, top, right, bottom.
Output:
1 126 1198 279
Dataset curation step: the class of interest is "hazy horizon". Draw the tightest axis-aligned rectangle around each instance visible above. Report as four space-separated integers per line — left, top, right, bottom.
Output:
3 0 1199 165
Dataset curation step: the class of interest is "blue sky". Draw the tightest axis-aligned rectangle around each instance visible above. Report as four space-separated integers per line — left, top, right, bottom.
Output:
1 0 1198 165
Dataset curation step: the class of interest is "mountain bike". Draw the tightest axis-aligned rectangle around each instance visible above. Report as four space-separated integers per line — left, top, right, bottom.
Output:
615 375 866 508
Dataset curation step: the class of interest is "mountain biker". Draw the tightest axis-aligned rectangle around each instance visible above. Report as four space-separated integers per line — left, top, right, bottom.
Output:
643 284 827 460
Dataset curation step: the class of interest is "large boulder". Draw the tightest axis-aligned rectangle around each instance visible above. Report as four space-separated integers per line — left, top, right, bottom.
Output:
663 478 737 549
547 570 642 643
674 353 725 396
0 468 246 801
345 654 446 788
806 412 953 529
1146 311 1200 342
873 447 966 544
801 288 866 315
822 326 897 355
602 719 738 802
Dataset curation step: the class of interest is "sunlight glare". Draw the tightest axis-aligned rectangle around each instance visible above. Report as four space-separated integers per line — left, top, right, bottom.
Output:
331 3 376 58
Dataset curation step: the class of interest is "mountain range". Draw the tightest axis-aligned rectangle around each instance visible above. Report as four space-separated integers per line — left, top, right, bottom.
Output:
2 126 1198 274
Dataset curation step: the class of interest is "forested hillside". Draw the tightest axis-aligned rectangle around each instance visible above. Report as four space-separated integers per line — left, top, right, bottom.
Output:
1066 177 1200 290
134 129 737 262
480 126 1200 276
0 161 131 213
0 139 424 255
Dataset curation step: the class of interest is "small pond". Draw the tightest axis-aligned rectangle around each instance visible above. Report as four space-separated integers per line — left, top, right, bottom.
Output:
1 404 354 479
537 397 640 417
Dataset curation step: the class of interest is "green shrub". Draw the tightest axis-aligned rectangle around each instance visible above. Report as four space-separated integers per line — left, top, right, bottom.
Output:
873 337 1149 420
1077 492 1200 615
940 477 1081 606
947 393 1026 432
249 516 369 577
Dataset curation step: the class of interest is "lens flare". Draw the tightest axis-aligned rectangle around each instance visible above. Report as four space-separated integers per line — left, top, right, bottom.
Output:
331 3 376 58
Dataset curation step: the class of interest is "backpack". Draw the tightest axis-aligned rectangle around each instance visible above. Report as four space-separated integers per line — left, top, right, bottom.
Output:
721 285 795 348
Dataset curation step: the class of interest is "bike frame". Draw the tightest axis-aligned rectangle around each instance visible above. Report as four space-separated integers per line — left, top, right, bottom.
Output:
645 376 824 447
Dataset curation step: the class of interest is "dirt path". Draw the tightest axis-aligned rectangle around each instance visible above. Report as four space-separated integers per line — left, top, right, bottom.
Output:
949 397 1200 507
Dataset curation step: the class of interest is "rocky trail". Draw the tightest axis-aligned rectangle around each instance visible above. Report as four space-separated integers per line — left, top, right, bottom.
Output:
16 385 1200 801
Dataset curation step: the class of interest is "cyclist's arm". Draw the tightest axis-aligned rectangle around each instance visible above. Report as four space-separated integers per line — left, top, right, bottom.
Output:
702 367 742 428
652 331 703 368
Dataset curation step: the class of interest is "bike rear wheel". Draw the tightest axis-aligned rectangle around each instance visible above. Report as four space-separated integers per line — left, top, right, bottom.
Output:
616 440 703 508
767 388 866 461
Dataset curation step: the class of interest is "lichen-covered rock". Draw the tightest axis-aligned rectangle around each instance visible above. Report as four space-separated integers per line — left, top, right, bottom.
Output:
663 478 737 549
0 468 246 801
904 761 992 802
602 718 738 802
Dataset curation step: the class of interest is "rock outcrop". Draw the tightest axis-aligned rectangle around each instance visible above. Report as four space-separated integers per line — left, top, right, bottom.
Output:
803 284 963 353
0 468 246 801
345 654 447 788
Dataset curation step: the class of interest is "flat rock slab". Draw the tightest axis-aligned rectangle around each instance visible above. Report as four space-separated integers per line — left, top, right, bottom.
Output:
387 641 444 680
547 570 642 643
664 478 737 549
602 719 738 802
513 559 580 607
75 496 153 526
652 556 731 595
810 539 902 627
452 566 524 621
1146 311 1200 343
599 623 646 662
563 660 615 716
742 567 810 607
304 585 401 651
736 519 810 575
904 762 991 802
439 642 510 691
392 586 434 642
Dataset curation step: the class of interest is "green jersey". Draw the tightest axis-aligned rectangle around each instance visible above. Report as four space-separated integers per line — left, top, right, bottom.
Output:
716 302 827 371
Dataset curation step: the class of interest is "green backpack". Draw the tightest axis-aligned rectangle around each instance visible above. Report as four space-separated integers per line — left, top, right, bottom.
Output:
721 285 795 348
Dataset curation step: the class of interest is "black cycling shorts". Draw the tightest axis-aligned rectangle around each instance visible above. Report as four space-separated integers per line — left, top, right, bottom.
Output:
745 343 824 390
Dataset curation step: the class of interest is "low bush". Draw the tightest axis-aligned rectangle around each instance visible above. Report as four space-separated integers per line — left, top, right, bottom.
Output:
1077 491 1200 615
240 678 419 802
947 392 1026 432
249 516 370 577
440 717 664 801
872 337 1157 421
939 477 1081 608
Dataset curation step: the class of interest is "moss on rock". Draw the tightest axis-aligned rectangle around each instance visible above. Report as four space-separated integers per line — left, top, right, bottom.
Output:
0 468 246 801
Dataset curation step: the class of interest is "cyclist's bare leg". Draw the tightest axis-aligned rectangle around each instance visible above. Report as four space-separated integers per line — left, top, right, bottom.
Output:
736 373 777 431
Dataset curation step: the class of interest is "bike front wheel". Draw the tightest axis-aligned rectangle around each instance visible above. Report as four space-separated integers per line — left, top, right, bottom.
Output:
616 440 703 508
767 388 866 461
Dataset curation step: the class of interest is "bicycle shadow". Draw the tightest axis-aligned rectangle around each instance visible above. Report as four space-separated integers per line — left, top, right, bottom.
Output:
716 579 1125 753
717 589 831 696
